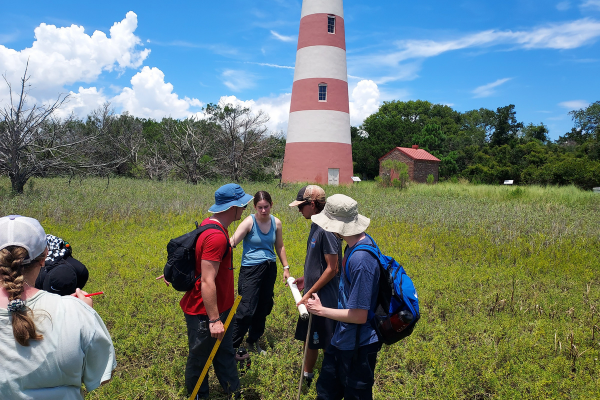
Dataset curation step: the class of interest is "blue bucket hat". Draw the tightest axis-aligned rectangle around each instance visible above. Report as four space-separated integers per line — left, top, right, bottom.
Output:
208 184 254 213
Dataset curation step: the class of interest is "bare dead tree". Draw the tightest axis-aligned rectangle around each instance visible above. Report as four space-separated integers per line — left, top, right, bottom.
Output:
161 117 216 184
206 103 275 182
77 103 145 179
0 63 77 193
142 142 172 180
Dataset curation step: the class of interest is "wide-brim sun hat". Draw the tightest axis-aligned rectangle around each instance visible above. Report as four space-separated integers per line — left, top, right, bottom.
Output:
208 183 254 213
0 215 47 264
311 194 370 236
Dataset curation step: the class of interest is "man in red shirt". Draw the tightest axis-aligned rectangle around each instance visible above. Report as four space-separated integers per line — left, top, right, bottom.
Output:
180 183 253 399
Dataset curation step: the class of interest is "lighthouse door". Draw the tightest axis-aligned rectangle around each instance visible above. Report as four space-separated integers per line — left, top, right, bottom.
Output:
328 168 340 186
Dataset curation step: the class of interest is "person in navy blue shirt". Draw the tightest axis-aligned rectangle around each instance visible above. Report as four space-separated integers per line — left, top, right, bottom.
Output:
306 194 381 400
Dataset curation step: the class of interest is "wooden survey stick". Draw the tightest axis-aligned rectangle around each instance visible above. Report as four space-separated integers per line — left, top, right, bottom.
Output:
188 295 242 400
297 313 313 400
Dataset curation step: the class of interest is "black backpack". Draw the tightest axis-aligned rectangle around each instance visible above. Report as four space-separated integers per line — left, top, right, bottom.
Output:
163 222 230 292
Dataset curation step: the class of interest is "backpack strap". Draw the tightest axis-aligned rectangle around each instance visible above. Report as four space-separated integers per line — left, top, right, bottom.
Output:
192 223 232 285
343 234 382 284
343 234 382 358
200 223 232 261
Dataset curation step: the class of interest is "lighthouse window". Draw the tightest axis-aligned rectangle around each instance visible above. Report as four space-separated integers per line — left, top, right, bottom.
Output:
318 84 327 101
328 16 335 33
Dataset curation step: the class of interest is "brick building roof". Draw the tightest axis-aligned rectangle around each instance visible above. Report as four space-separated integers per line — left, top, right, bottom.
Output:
379 146 441 162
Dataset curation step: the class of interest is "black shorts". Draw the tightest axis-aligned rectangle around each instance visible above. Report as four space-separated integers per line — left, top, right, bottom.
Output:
294 314 337 349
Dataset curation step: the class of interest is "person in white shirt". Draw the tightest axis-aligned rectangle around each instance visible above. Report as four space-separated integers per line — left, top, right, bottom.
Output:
0 215 116 400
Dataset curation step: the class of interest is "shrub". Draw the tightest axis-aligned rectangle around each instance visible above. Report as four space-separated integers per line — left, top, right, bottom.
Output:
380 159 409 189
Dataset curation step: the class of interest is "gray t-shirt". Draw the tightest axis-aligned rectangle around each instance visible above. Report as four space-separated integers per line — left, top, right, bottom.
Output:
0 291 116 399
303 222 342 309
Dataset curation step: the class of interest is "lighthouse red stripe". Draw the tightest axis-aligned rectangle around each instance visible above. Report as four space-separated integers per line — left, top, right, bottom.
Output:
281 142 354 185
297 14 346 50
290 78 349 113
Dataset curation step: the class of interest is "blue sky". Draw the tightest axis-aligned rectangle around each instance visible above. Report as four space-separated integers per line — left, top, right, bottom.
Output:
1 0 599 140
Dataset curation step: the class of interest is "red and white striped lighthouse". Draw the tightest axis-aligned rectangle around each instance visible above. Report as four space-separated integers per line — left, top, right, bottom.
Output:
281 0 353 186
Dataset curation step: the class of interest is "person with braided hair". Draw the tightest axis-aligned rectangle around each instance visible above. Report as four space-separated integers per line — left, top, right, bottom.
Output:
0 215 116 399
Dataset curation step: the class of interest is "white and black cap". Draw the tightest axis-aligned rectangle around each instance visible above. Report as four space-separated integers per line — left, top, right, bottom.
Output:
0 215 47 264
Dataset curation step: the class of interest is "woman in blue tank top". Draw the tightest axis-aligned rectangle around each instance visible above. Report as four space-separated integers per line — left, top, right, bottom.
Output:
229 191 289 354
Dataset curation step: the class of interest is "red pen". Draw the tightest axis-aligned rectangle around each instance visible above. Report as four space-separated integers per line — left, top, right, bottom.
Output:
84 291 104 297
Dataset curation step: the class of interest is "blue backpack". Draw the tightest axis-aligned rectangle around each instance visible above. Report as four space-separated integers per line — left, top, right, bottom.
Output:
344 234 420 345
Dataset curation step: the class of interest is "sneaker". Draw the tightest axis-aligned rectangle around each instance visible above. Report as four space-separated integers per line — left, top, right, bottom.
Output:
235 347 251 373
304 375 313 388
247 341 267 355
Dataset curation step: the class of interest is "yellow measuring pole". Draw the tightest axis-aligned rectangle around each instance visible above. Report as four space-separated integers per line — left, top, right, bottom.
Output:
188 295 242 400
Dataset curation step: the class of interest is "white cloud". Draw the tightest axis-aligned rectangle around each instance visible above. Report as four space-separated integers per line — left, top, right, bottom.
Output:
581 0 600 10
248 62 294 70
556 1 571 10
222 70 257 92
472 78 512 98
0 12 150 115
217 93 291 134
112 66 202 119
558 100 589 110
270 30 296 42
53 87 109 119
350 18 600 83
214 80 384 133
349 80 381 126
392 19 600 60
0 12 149 93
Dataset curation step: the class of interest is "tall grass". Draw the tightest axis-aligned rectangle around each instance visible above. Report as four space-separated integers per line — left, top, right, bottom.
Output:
1 177 599 399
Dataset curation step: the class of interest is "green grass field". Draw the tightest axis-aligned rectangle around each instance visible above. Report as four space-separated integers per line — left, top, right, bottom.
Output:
2 177 600 399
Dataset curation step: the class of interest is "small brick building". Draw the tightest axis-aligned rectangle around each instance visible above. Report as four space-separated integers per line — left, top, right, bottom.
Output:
379 145 441 183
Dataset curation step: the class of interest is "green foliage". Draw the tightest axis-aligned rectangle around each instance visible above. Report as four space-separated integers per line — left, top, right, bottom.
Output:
352 100 600 188
2 178 599 399
426 174 434 184
520 122 549 143
490 105 524 147
381 159 409 189
353 100 461 178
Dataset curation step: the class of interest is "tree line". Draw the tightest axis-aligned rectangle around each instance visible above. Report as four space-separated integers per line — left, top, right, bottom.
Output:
2 68 599 193
0 68 284 193
352 100 600 190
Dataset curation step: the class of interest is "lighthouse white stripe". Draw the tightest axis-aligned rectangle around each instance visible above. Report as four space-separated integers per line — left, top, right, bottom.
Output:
287 110 351 144
293 46 347 82
301 0 344 18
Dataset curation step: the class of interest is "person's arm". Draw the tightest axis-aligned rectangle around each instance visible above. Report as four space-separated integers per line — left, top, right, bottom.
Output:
230 215 253 248
306 293 368 324
74 288 93 308
297 253 338 305
274 217 291 282
200 259 225 341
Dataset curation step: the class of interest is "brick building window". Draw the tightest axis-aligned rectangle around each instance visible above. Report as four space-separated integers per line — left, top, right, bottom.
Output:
318 83 327 101
328 16 335 33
